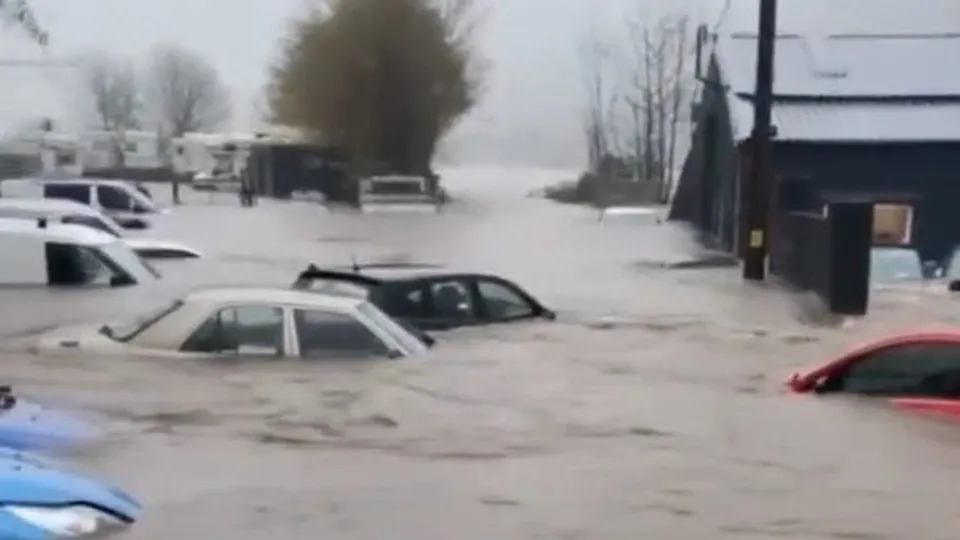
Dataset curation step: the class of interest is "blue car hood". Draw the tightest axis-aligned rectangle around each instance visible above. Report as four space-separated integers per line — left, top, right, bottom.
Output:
0 400 98 451
0 453 140 520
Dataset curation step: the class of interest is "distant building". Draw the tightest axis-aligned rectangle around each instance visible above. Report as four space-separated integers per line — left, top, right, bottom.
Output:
671 31 960 263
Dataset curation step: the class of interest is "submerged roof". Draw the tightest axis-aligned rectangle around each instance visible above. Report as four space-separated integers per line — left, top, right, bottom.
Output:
714 32 960 141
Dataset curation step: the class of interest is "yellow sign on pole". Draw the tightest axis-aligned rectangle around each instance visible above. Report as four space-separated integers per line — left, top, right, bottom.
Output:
749 229 764 248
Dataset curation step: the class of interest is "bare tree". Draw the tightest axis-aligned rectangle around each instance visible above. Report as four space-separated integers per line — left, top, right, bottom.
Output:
622 14 693 203
144 43 230 138
579 29 613 174
82 54 140 131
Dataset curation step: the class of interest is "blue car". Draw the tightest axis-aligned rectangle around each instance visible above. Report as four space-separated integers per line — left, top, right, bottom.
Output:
0 387 99 452
0 451 140 538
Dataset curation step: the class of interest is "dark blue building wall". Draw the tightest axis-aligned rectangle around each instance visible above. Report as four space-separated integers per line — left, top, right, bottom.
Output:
669 55 740 252
772 141 960 262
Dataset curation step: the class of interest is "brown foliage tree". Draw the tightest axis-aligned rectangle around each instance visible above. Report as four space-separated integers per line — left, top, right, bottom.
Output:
269 0 482 174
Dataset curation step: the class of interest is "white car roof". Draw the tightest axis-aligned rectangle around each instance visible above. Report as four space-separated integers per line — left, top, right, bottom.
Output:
184 287 367 309
0 217 116 245
0 198 99 216
601 206 660 215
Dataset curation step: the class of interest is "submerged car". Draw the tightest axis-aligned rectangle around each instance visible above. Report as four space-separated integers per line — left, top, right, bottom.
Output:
0 452 141 538
597 206 663 224
292 263 556 331
787 330 960 417
36 287 431 360
0 198 201 260
0 386 98 451
869 246 925 284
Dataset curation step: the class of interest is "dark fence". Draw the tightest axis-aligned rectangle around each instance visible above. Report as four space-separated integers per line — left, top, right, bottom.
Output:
770 201 873 315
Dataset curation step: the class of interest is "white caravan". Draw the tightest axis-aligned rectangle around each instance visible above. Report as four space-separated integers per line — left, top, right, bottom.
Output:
0 218 161 287
0 199 201 259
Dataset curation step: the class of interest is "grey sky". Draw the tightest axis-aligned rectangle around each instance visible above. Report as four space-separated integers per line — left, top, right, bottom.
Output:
1 0 958 169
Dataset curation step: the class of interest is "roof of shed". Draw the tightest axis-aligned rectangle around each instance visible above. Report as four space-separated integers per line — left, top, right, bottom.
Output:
717 33 960 97
714 32 960 141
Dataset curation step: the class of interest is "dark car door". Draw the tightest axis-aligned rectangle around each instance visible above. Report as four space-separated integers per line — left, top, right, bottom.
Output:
471 277 543 324
820 342 960 401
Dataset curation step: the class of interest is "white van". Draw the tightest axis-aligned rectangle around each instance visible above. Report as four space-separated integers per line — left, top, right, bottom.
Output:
358 175 439 212
0 199 201 259
0 217 161 287
0 178 162 224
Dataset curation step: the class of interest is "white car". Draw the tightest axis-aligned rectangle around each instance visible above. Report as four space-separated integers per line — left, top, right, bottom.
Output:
36 287 432 359
598 206 663 224
0 199 201 259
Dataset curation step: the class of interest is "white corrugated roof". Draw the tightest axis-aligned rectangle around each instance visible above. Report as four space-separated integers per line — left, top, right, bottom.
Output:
730 99 960 142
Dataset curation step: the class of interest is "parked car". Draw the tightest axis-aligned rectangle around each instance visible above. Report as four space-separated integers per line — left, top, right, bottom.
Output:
869 246 925 284
36 287 432 360
597 206 663 224
0 199 201 259
292 263 556 331
0 451 140 538
0 218 161 288
0 386 98 451
786 330 960 418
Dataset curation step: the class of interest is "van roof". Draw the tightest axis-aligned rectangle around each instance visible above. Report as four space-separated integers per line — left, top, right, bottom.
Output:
4 177 133 188
0 217 116 245
0 198 98 216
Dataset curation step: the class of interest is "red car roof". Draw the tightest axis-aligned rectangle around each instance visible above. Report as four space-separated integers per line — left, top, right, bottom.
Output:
788 328 960 392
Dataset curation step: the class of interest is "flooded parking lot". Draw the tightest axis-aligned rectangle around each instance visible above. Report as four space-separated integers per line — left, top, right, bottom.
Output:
2 166 960 539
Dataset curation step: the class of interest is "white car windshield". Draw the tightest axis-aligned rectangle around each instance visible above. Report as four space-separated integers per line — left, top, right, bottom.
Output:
103 299 183 341
97 240 161 281
357 302 427 354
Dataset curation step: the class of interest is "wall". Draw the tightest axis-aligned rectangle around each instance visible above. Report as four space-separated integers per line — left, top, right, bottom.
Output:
773 141 960 262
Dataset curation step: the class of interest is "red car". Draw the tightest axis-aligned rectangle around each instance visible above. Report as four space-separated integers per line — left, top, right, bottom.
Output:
786 329 960 417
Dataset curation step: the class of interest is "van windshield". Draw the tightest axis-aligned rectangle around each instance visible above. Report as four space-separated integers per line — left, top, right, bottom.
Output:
97 241 161 281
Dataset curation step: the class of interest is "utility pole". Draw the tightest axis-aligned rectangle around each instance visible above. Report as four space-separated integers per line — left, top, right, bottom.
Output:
742 0 778 280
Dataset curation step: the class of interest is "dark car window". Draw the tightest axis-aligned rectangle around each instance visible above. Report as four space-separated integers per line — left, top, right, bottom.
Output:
475 279 536 320
44 183 90 204
293 309 389 358
181 306 284 355
61 214 120 237
428 279 475 322
381 283 429 319
827 343 960 397
97 185 132 211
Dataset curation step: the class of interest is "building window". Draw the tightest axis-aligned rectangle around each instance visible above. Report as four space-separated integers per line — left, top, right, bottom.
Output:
125 141 138 153
873 203 913 245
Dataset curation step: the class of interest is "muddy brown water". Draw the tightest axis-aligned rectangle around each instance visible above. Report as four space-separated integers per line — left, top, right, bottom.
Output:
2 167 960 539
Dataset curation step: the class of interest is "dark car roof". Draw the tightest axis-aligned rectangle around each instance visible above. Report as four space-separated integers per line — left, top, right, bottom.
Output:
297 263 503 286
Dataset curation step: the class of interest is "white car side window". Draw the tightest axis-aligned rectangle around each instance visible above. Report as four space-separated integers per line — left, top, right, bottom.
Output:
181 305 284 355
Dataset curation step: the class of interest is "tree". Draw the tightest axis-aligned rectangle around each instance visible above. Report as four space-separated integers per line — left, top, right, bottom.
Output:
3 0 49 47
144 43 230 138
621 14 692 203
81 53 140 131
269 0 483 175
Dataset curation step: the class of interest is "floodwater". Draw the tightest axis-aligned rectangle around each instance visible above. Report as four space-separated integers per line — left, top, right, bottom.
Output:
2 166 960 539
